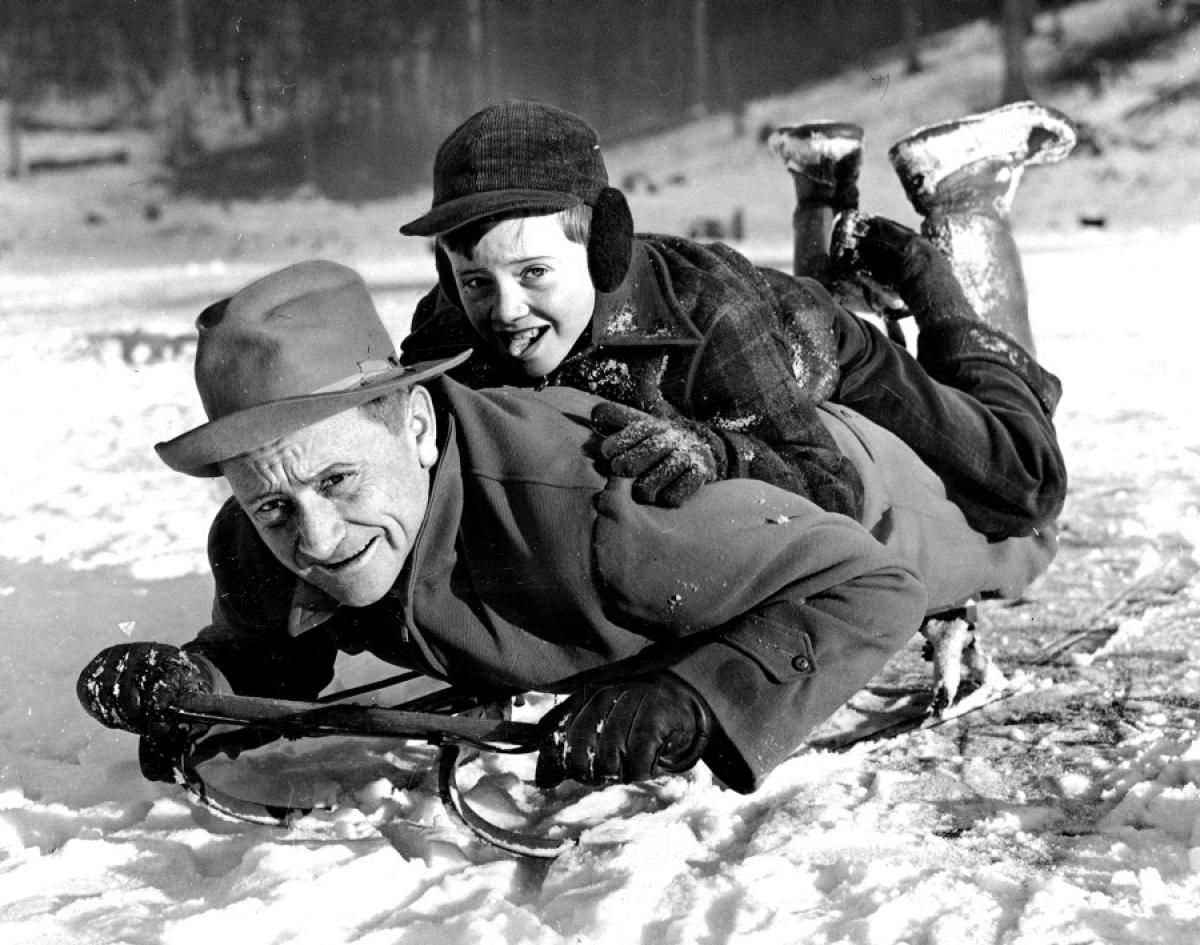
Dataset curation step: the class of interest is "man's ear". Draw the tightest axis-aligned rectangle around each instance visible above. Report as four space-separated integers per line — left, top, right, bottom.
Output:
408 385 439 469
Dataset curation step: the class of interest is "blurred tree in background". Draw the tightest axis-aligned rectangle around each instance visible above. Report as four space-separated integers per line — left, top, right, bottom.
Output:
0 0 1094 198
1000 0 1036 101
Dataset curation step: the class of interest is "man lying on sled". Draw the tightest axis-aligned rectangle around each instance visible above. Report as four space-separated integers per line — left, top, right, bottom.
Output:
78 260 1049 792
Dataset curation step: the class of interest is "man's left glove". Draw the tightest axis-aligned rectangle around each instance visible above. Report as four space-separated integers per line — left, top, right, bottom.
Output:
592 402 728 507
76 642 216 737
535 672 713 788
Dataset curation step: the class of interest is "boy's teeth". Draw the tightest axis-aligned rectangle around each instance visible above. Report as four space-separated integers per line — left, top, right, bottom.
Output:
505 327 541 357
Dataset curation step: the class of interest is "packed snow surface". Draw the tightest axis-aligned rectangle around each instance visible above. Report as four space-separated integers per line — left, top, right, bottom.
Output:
4 229 1199 945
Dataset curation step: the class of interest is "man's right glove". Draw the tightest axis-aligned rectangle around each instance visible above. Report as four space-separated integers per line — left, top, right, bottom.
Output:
591 402 728 507
76 642 215 737
534 672 713 788
136 725 195 784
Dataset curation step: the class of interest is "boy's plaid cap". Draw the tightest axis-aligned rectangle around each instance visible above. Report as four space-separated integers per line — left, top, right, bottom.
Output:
400 100 609 237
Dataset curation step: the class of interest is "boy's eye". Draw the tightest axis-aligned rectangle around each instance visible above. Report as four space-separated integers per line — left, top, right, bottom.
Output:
460 276 491 292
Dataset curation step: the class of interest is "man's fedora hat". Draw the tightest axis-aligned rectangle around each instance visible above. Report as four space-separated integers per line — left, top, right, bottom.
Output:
155 260 469 478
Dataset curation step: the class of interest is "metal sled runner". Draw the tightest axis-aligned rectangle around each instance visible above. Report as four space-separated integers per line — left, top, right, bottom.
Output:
161 687 575 859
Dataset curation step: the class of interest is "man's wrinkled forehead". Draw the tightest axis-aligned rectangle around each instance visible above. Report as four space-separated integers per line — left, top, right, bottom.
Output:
220 408 375 495
222 437 314 501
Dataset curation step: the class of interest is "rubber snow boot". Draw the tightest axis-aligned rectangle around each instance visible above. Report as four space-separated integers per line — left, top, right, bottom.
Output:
889 101 1076 219
767 120 863 281
888 102 1077 355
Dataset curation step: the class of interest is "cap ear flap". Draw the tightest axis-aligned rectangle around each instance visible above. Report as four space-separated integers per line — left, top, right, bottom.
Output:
587 187 634 292
434 244 464 309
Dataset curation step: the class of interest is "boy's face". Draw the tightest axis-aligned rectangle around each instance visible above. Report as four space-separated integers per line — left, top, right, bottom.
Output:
222 389 438 608
445 214 595 377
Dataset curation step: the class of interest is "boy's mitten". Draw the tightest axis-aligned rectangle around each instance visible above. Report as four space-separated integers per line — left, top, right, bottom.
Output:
592 402 727 507
535 673 712 787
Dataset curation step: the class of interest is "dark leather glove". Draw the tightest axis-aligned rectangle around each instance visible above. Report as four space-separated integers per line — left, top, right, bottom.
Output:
535 673 713 788
832 213 972 326
76 642 215 737
832 213 930 287
137 727 193 783
592 402 727 507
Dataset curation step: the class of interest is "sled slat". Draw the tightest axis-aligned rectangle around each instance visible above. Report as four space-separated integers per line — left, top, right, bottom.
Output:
171 691 544 748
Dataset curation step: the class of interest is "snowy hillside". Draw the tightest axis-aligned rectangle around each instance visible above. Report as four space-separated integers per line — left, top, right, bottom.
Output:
2 1 1200 943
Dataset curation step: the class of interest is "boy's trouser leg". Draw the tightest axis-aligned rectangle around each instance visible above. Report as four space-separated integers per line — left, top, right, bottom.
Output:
889 101 1077 356
827 221 1067 537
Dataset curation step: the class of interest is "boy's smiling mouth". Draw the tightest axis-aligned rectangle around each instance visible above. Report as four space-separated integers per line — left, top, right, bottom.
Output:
496 325 548 359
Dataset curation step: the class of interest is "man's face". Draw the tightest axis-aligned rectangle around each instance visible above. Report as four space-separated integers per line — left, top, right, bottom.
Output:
446 214 596 377
222 389 438 607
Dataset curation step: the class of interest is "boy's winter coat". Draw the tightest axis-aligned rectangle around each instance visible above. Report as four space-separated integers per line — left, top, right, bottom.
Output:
402 235 1065 539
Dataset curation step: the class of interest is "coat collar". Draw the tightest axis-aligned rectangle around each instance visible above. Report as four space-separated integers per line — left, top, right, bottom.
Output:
286 580 341 637
589 239 703 348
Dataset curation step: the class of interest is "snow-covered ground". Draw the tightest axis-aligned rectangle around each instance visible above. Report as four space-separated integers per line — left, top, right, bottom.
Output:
3 1 1200 942
3 220 1199 945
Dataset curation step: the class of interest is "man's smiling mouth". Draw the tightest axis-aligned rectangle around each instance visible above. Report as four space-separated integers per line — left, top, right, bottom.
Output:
321 536 377 572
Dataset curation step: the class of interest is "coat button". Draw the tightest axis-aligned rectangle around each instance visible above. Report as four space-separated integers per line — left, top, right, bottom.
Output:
791 655 812 672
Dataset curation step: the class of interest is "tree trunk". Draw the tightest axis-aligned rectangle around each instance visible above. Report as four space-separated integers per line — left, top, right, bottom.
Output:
482 0 500 99
1049 0 1067 47
715 37 745 135
902 0 924 75
466 0 485 110
233 14 255 128
576 6 601 123
1000 0 1032 103
281 0 318 188
0 26 21 178
411 21 435 120
691 0 709 118
165 0 197 168
0 99 19 179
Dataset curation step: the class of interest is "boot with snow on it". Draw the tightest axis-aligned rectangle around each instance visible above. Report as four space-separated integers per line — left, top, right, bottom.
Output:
889 102 1077 355
767 120 863 282
889 101 1076 219
919 603 1008 718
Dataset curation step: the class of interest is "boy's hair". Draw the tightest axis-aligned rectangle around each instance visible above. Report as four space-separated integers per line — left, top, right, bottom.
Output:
439 203 593 260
